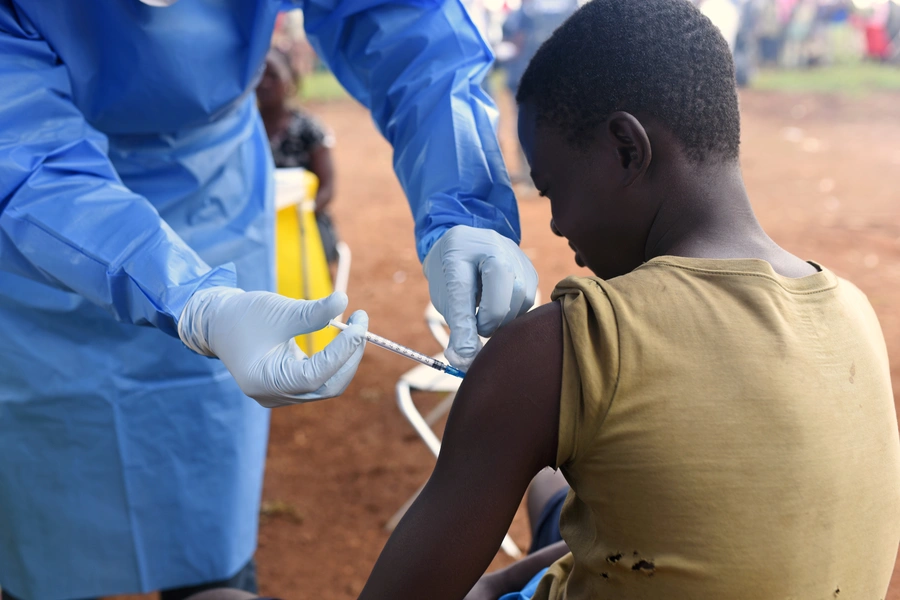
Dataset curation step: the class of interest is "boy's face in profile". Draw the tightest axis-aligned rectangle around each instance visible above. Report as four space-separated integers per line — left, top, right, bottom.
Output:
517 102 655 280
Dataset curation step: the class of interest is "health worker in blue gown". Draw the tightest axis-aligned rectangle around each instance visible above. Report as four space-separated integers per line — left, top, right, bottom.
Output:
0 0 538 598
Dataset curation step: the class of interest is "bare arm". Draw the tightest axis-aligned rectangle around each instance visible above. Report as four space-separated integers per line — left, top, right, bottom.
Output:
358 302 564 600
309 145 335 213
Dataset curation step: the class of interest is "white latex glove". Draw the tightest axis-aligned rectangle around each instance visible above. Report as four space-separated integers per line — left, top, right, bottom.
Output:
423 225 538 371
178 287 367 408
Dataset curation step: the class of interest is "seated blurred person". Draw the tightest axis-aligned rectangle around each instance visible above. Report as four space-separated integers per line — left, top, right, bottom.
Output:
257 47 339 264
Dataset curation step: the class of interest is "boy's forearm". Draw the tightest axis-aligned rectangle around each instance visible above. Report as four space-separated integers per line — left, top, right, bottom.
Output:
491 541 570 594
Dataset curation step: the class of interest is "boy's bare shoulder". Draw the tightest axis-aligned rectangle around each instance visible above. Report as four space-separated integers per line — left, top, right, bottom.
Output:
478 301 562 368
448 299 564 471
462 300 563 408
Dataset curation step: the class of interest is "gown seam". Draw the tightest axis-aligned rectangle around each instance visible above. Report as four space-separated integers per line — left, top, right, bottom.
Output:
110 400 150 591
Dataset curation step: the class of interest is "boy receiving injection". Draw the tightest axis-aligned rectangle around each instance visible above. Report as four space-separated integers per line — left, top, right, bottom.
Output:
355 0 900 599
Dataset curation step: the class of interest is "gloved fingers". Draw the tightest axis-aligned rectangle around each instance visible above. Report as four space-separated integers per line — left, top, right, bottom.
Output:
238 342 306 409
518 278 538 317
346 309 368 329
439 256 482 371
311 310 369 398
275 311 367 397
475 255 517 337
285 292 349 337
510 261 538 318
500 278 530 329
444 336 483 373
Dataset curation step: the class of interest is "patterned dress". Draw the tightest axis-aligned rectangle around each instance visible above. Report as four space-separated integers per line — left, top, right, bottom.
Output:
270 109 339 263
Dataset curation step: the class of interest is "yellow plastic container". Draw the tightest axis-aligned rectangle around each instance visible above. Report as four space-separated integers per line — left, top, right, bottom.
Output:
274 168 337 355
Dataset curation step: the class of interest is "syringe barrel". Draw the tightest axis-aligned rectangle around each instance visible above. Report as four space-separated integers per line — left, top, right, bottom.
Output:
364 331 440 369
328 319 443 371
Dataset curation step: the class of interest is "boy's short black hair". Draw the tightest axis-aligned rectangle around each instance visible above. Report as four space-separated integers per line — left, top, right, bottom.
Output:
516 0 741 162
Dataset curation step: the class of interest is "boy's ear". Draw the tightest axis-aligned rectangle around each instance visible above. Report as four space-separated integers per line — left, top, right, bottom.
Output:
606 111 652 187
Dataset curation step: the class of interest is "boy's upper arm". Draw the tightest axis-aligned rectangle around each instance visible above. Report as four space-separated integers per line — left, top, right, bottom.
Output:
358 301 564 600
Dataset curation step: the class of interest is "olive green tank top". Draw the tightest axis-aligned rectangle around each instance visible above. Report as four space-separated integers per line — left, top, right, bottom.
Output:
534 256 900 600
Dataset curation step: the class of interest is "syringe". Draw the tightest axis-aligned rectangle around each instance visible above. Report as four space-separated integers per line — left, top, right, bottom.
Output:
329 320 466 379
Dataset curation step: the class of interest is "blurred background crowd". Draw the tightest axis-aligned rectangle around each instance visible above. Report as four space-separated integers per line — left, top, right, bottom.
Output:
274 0 900 88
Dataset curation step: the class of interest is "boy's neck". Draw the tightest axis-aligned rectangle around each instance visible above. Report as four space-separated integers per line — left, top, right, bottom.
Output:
644 162 815 278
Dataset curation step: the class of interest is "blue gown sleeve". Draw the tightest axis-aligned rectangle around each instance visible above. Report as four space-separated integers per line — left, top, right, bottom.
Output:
297 0 521 261
0 2 237 337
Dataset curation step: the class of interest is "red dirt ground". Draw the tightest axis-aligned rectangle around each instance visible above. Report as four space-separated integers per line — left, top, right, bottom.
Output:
111 89 900 600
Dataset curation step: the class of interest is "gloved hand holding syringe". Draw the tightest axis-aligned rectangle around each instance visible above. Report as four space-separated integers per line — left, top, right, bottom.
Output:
329 320 466 379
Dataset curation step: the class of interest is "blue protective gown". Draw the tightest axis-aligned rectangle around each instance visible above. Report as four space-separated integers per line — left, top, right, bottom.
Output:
0 1 519 598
